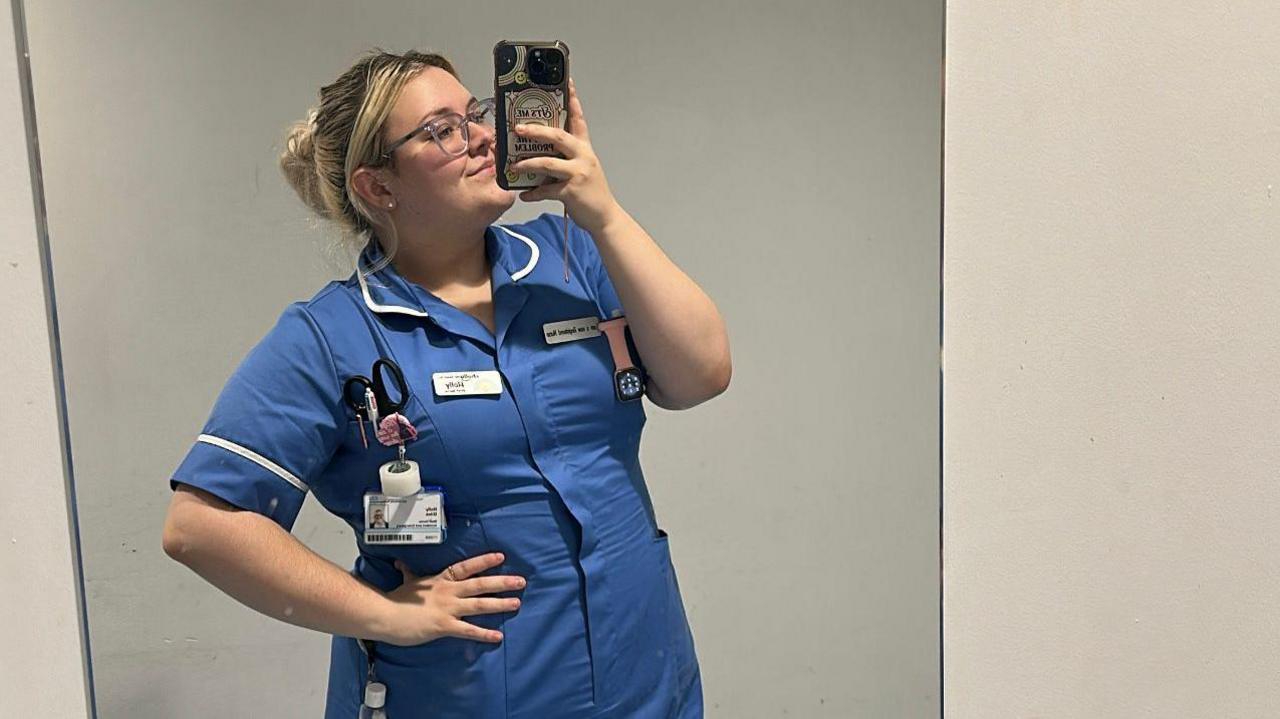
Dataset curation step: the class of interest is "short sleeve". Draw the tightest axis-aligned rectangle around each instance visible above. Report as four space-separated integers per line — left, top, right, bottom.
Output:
552 212 650 379
563 213 624 320
169 303 345 531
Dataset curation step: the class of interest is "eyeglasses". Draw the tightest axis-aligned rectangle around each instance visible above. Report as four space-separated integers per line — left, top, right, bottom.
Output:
380 97 496 160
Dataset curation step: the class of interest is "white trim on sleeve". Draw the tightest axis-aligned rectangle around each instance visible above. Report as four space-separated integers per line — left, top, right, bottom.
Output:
196 434 310 493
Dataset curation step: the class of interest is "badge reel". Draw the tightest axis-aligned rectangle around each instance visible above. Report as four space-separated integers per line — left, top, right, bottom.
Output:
598 317 646 402
344 358 448 547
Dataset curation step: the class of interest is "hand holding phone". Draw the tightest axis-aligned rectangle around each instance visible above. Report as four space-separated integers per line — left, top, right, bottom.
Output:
493 40 570 191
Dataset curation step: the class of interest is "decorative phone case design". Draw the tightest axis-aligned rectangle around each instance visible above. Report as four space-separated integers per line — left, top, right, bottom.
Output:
494 40 569 191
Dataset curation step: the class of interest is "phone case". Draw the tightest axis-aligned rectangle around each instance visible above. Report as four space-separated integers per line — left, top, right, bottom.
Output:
493 40 570 191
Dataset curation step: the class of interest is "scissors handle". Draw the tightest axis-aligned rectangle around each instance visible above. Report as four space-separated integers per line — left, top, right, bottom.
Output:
343 375 374 416
371 358 409 416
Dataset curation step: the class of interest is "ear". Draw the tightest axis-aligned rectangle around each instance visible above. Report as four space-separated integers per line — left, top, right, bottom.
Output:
350 165 395 210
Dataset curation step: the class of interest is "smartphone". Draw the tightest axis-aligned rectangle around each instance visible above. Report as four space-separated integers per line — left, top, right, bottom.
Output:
493 40 570 191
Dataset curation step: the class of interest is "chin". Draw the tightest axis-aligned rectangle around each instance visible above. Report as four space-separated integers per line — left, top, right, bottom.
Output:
488 187 518 211
475 189 516 224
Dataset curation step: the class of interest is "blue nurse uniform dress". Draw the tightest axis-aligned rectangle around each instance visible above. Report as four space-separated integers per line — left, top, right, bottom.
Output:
169 212 703 718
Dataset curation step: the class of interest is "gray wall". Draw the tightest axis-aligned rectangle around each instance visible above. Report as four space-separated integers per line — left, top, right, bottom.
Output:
27 1 941 716
944 2 1280 715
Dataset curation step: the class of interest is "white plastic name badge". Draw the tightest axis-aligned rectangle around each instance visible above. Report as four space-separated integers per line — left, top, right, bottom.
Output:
543 316 601 344
432 370 503 396
363 489 446 545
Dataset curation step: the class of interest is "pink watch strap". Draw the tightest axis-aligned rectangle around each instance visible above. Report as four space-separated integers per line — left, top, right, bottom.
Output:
598 317 635 370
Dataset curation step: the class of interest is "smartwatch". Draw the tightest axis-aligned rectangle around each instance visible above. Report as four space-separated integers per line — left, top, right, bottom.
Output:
598 317 646 402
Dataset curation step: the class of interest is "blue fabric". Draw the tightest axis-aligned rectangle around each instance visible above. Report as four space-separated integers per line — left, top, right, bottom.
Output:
170 303 344 531
171 212 700 717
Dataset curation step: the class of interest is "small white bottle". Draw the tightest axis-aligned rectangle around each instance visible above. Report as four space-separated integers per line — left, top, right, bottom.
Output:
359 681 387 719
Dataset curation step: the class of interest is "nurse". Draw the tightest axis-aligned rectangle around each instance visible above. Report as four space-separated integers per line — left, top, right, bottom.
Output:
160 48 731 718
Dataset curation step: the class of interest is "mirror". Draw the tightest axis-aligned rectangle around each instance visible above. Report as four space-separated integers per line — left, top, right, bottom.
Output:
27 1 941 715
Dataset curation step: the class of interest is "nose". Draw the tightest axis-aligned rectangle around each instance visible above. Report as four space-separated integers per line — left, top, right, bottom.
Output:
469 119 497 154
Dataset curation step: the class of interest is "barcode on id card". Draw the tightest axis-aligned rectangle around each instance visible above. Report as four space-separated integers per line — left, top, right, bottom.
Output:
367 534 414 542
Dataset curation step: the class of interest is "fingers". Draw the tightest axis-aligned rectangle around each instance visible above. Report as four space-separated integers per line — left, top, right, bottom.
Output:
454 596 522 618
513 121 580 156
519 180 567 204
441 552 505 581
510 155 573 180
510 156 571 202
455 574 527 598
566 77 590 141
445 618 504 644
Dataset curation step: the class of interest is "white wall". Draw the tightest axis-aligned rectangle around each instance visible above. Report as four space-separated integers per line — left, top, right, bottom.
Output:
22 1 941 717
944 2 1280 716
0 1 91 716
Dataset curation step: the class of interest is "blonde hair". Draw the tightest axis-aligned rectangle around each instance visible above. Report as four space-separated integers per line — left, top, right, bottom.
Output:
278 47 457 274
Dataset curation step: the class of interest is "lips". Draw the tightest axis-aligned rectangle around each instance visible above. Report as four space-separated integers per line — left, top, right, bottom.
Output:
469 159 495 176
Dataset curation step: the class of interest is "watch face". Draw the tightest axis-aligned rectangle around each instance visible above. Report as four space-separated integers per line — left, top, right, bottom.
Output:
614 368 645 401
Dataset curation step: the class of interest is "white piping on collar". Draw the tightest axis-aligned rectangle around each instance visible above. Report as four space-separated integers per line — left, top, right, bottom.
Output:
357 223 540 316
496 224 540 281
356 267 430 318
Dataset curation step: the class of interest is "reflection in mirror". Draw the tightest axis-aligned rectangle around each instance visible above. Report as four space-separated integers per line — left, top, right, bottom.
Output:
27 1 941 716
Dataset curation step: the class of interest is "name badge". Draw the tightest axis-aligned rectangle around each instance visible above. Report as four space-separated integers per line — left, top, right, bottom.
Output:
363 489 446 545
543 316 601 344
432 370 503 396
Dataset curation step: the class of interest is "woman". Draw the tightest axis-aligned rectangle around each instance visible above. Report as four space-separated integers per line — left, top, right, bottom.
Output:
161 48 729 718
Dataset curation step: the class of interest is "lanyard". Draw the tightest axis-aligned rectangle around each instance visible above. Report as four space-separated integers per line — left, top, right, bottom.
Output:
359 637 379 682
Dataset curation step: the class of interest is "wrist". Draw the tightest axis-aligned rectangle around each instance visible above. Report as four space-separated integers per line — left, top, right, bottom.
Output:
359 584 400 644
588 201 631 239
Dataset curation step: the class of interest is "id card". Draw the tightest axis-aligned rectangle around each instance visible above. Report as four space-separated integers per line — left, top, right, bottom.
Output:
363 488 447 545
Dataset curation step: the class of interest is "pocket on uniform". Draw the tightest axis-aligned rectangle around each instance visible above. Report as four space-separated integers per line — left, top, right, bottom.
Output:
372 630 506 719
654 530 699 688
337 416 443 463
332 410 468 513
339 412 442 463
339 418 374 453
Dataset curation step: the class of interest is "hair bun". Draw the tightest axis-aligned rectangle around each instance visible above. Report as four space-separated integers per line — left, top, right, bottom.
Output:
278 108 329 220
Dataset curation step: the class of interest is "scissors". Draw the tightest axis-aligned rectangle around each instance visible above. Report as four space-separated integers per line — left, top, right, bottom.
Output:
343 358 409 449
